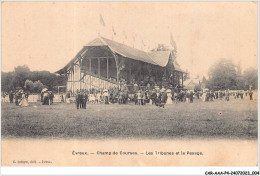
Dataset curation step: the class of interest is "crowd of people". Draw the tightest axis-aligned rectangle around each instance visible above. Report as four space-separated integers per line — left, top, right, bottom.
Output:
5 89 29 107
2 86 255 109
40 88 55 105
73 85 255 109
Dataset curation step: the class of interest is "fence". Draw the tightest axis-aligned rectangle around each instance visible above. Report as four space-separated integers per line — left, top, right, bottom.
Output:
1 93 68 103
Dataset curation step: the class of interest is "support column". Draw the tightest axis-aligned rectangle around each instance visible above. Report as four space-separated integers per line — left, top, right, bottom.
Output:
117 59 119 82
72 65 75 95
89 58 92 73
155 68 157 83
89 58 92 89
182 73 184 88
106 57 109 79
177 72 180 87
114 55 119 82
129 65 132 84
79 58 82 90
98 58 100 76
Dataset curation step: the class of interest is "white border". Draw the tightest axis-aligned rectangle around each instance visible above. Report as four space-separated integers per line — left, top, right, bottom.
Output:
1 0 259 175
1 166 259 175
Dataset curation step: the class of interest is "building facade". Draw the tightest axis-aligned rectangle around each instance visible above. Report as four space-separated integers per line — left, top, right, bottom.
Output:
56 37 186 95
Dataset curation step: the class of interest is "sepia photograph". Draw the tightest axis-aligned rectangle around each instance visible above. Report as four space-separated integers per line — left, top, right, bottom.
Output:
1 1 258 170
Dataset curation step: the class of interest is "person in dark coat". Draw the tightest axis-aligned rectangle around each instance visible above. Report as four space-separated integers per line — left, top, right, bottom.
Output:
145 90 150 104
219 91 223 99
196 91 200 99
24 91 29 102
151 89 156 105
9 90 14 103
249 91 253 100
75 90 81 109
210 91 214 101
161 91 167 103
141 90 146 105
178 91 182 102
49 91 54 105
215 91 218 99
15 90 22 105
82 90 88 109
79 90 84 108
225 91 230 101
181 91 185 102
205 92 210 102
134 92 138 105
190 91 194 103
155 90 161 105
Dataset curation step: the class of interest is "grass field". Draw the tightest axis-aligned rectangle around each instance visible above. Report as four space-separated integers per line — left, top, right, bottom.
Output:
1 98 258 140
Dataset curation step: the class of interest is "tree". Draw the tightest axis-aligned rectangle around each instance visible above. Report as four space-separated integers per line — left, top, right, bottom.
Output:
29 71 66 90
10 65 31 90
207 59 238 90
24 80 34 92
33 80 45 92
1 72 14 92
243 67 258 90
1 65 67 92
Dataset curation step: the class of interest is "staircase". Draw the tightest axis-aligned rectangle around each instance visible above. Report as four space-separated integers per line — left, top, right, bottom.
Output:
80 69 118 90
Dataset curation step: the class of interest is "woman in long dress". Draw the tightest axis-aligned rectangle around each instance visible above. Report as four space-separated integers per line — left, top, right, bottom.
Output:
19 91 29 107
166 89 173 105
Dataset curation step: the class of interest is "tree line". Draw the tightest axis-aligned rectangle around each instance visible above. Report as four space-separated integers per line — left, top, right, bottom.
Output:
1 59 258 93
205 59 258 91
1 65 66 93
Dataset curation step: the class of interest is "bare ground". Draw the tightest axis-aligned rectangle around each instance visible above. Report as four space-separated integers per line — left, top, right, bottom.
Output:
1 98 258 140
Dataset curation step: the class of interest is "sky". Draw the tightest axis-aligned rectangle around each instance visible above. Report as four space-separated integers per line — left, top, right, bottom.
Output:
1 1 258 78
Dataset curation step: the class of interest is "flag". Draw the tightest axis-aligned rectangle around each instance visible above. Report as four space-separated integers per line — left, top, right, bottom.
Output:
170 33 177 51
123 31 127 39
142 40 146 46
99 14 106 27
112 26 116 36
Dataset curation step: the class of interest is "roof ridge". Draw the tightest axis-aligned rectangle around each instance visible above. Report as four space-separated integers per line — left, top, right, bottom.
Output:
100 36 158 65
99 36 108 45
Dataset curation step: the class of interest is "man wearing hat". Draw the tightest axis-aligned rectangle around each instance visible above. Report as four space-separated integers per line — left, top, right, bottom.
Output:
249 90 253 100
75 90 81 109
82 90 88 109
145 89 150 104
103 89 109 104
161 88 167 103
190 91 194 103
151 89 156 105
9 90 14 104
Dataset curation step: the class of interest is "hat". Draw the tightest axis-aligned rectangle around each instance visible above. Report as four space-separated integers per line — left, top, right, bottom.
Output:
161 88 166 92
103 89 108 92
41 88 48 92
166 89 171 93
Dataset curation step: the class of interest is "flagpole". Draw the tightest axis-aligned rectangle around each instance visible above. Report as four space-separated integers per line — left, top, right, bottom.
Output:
99 14 106 38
